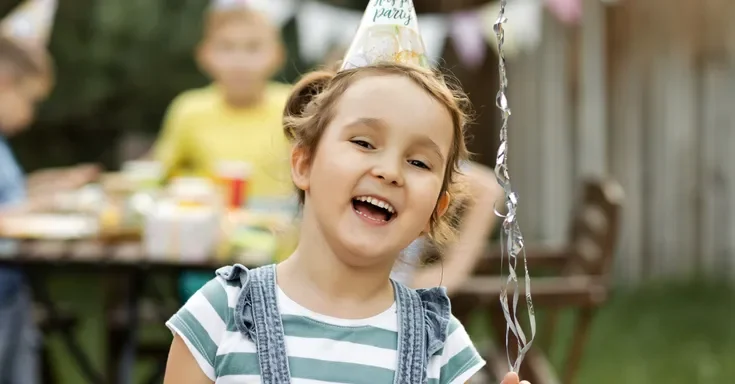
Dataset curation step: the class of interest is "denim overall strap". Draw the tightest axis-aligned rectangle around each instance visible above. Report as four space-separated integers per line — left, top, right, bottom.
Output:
218 264 291 384
392 281 426 384
249 265 291 383
392 281 452 384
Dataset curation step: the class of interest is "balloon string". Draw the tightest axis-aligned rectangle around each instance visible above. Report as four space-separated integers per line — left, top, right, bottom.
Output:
493 0 536 373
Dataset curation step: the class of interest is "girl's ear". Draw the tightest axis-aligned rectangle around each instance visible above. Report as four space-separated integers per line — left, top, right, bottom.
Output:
423 191 451 233
290 145 311 193
435 191 451 218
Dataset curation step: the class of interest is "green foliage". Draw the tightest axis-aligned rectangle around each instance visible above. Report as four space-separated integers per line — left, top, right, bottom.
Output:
41 0 210 129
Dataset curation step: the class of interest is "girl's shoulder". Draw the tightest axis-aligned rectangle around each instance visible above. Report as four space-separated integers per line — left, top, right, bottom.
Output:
426 314 486 384
165 271 245 381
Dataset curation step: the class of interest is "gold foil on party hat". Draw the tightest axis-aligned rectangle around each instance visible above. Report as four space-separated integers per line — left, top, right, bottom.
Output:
340 0 429 71
0 0 57 48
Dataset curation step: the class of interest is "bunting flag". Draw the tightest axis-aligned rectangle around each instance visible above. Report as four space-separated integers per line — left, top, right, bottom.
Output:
544 0 582 25
290 0 605 67
296 0 362 65
450 10 487 70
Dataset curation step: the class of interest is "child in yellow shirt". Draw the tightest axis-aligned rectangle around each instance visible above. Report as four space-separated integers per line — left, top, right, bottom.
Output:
153 1 293 202
152 1 293 300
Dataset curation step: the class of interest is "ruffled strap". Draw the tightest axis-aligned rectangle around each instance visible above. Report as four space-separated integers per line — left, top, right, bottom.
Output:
215 264 256 340
416 286 451 359
216 264 292 383
392 281 452 384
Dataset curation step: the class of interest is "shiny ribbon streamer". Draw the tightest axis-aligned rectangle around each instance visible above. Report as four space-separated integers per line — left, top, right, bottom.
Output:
492 0 537 373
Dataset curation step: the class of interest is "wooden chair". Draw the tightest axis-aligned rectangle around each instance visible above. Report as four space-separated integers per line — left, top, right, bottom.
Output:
451 178 624 384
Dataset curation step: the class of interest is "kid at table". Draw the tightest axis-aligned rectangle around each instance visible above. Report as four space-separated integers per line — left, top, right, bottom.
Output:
152 0 292 200
163 1 530 383
151 0 295 301
0 1 57 382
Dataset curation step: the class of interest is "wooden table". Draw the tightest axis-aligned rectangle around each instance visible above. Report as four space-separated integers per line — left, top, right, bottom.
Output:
0 238 228 384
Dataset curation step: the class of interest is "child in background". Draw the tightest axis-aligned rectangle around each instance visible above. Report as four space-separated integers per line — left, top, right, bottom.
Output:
152 0 294 300
0 1 56 382
163 2 530 383
153 0 292 198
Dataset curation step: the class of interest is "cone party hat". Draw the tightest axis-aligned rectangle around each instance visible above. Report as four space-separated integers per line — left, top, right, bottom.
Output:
211 0 249 11
0 0 57 49
340 0 430 71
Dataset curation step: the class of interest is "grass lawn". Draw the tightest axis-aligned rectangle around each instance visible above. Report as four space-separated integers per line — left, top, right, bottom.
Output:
46 277 734 383
569 282 734 383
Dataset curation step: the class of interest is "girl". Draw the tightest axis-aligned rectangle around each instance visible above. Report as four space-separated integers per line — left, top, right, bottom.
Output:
164 1 529 383
162 63 527 384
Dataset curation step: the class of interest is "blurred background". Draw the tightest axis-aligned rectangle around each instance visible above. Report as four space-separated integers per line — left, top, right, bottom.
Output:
0 0 733 383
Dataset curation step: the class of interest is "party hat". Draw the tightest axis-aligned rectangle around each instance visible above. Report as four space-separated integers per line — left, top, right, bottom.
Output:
211 0 248 11
210 0 296 28
0 0 57 48
340 0 430 71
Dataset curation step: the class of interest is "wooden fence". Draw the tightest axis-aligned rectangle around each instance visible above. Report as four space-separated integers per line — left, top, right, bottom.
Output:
498 0 735 285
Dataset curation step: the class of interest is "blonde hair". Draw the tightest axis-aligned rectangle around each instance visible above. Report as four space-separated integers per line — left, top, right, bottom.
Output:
203 7 279 39
283 63 473 247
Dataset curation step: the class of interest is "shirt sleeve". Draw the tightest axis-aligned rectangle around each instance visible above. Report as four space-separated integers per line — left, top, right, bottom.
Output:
165 276 231 381
153 95 192 178
0 138 26 207
439 316 486 384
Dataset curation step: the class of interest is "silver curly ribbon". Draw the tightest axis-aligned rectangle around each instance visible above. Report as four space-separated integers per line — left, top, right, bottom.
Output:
493 0 537 373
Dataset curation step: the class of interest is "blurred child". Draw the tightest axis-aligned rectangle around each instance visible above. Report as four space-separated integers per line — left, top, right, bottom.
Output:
152 0 294 300
0 1 56 382
152 0 291 199
163 2 529 384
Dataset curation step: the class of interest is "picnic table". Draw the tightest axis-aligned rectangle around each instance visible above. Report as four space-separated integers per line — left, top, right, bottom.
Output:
0 238 235 384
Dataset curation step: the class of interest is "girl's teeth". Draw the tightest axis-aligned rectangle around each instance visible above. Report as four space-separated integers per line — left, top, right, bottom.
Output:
356 196 395 214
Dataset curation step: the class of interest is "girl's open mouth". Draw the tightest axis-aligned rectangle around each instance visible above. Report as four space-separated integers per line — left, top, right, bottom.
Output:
352 196 396 223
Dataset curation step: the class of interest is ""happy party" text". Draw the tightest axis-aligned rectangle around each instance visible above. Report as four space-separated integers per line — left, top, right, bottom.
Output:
371 0 414 27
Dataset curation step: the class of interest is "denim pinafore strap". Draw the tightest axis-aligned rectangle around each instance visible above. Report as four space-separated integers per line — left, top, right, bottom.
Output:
216 264 452 384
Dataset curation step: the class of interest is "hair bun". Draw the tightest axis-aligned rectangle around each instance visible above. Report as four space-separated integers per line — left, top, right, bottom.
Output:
283 71 334 141
284 71 334 119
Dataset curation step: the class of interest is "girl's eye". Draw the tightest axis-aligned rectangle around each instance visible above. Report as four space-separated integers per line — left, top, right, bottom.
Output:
409 160 430 170
351 140 374 149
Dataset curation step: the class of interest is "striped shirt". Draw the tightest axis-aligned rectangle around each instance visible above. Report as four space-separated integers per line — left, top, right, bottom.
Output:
166 276 485 384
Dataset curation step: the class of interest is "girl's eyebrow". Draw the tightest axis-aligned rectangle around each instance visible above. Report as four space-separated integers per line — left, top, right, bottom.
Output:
345 117 389 131
412 135 445 163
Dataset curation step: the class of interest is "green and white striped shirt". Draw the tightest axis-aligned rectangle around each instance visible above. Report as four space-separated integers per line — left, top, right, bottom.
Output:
166 276 485 384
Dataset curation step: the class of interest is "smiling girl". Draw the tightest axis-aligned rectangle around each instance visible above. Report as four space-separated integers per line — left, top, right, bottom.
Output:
163 1 529 384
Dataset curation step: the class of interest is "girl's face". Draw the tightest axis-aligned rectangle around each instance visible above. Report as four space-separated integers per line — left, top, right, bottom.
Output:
292 74 453 267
